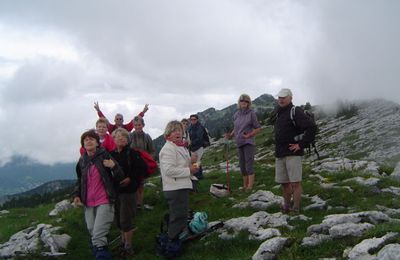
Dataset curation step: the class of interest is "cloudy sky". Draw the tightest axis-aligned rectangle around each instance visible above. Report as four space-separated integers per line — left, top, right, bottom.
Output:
0 0 399 165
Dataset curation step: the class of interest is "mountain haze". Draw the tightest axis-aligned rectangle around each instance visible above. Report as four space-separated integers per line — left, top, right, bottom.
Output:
0 156 75 197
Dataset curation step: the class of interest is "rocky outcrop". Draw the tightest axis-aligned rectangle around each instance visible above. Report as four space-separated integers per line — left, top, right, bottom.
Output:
312 157 380 176
233 190 283 210
303 195 327 211
344 232 399 259
302 211 393 247
218 211 290 240
252 237 290 260
0 223 71 258
316 99 400 165
49 199 74 217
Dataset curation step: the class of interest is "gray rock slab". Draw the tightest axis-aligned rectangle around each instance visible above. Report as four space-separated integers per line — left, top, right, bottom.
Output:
0 223 70 258
377 243 400 259
345 232 398 260
301 233 332 247
329 222 374 238
252 237 289 260
233 190 283 210
343 177 380 186
219 211 291 239
249 228 281 241
49 200 73 217
381 186 400 196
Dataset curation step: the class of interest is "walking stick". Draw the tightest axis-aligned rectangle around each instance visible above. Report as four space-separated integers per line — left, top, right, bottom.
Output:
224 140 231 193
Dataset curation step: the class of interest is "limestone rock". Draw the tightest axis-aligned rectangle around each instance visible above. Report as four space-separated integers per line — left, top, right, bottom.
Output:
49 200 73 217
233 190 283 210
343 177 380 186
252 237 289 260
376 243 400 259
0 223 70 257
329 222 374 238
345 232 398 260
303 195 327 211
219 211 290 239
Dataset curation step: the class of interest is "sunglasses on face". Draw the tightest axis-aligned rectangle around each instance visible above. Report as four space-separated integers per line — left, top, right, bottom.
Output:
240 100 249 103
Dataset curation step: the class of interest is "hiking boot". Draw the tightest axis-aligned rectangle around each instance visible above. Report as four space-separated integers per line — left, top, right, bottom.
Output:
245 187 253 193
164 239 182 259
95 246 111 260
89 239 96 256
290 208 300 215
156 233 169 256
280 204 291 214
120 246 134 257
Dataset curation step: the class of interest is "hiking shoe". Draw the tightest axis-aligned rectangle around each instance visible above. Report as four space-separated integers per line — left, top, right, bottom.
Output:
120 246 134 257
95 246 111 260
290 208 300 215
280 204 291 214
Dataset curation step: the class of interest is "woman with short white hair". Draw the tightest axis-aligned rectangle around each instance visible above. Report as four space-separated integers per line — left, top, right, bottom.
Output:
158 120 198 257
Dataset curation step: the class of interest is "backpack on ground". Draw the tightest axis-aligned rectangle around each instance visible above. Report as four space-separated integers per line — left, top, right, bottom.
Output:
290 106 320 159
156 211 223 257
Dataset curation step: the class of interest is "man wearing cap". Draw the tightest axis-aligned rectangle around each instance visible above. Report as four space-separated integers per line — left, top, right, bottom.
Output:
274 88 316 214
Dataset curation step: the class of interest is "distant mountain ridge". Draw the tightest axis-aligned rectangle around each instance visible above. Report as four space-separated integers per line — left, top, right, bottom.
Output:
0 179 75 207
0 156 75 196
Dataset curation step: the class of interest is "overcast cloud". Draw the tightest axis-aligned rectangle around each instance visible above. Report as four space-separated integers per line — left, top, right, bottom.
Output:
0 0 399 165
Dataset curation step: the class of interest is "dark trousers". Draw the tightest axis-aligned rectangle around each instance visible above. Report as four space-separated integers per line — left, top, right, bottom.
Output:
164 189 189 239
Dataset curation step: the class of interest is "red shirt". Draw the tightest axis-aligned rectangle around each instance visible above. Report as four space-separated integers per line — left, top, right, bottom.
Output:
97 110 145 133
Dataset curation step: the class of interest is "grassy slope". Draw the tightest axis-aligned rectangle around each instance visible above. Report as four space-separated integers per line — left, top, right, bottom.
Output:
1 127 400 259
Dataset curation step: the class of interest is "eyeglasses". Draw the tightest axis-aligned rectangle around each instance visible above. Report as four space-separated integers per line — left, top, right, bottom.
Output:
240 100 249 103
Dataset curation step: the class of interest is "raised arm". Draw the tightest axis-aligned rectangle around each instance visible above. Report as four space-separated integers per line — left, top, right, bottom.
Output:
125 104 150 131
94 101 107 119
138 103 149 118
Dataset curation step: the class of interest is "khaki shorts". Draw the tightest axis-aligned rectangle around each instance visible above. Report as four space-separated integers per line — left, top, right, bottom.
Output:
275 156 302 183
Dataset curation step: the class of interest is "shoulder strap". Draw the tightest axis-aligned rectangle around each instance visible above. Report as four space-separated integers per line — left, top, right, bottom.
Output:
132 132 138 145
125 148 133 173
290 106 296 127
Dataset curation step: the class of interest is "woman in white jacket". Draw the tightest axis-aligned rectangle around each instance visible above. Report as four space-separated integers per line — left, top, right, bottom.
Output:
159 120 198 243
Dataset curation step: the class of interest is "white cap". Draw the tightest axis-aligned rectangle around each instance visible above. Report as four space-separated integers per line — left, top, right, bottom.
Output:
277 88 293 98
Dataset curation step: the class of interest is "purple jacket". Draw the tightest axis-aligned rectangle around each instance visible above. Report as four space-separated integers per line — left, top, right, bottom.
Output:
233 108 261 147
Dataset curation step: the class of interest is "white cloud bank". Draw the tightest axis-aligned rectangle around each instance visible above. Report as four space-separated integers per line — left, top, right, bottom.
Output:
0 0 398 165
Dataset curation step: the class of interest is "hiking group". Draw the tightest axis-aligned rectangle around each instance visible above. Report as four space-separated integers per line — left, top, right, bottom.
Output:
72 88 317 259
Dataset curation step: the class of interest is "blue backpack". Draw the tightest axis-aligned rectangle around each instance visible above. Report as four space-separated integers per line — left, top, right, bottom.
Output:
189 212 208 234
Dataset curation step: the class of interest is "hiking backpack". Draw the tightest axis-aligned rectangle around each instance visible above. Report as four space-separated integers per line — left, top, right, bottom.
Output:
289 106 320 159
135 149 157 177
126 148 157 178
